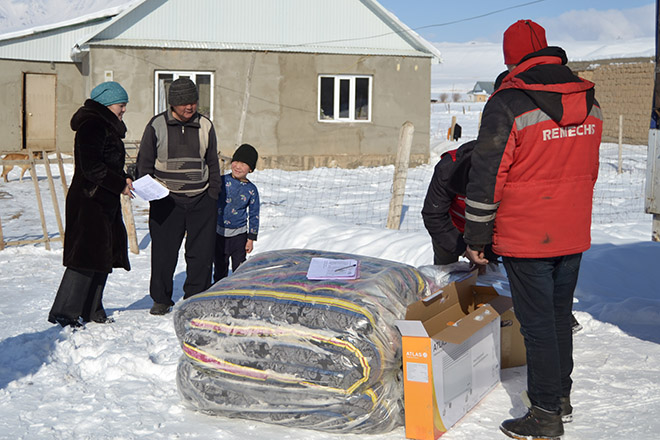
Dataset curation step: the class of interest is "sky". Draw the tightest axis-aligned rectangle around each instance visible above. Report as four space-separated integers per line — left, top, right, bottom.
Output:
0 0 655 44
379 0 656 43
1 101 658 439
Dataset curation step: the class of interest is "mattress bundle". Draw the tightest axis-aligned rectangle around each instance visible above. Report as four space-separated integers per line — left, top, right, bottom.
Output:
173 249 430 433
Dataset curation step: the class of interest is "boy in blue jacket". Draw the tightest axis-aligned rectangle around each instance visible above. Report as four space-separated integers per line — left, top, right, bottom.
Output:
214 144 260 282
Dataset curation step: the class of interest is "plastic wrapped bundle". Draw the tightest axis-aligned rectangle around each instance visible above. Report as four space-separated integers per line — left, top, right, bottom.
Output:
173 249 430 433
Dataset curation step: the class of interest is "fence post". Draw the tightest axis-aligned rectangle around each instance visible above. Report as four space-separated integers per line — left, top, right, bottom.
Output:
121 195 139 254
56 145 68 196
41 150 65 238
28 161 51 250
448 116 457 140
618 115 623 174
387 121 415 230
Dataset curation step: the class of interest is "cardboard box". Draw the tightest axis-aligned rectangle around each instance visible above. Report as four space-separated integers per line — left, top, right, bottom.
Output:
395 272 525 440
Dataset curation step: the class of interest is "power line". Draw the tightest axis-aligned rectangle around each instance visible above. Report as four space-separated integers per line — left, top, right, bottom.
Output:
410 0 547 32
278 0 547 48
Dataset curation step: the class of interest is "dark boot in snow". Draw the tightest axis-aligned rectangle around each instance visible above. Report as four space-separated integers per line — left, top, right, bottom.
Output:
571 314 582 333
150 303 172 315
522 391 573 424
48 314 84 328
559 396 573 423
500 405 564 440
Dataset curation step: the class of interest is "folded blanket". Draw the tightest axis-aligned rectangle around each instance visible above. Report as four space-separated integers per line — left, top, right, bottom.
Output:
174 249 430 433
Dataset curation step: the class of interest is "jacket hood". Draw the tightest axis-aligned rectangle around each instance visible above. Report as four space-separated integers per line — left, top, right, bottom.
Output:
70 99 127 138
494 46 596 127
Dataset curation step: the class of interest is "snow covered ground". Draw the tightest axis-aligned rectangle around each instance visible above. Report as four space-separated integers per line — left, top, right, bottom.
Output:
1 103 659 440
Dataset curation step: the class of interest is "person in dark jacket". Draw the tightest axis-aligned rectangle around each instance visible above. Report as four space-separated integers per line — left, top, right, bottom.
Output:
48 81 133 328
463 20 602 439
422 70 510 266
422 141 498 265
136 78 221 315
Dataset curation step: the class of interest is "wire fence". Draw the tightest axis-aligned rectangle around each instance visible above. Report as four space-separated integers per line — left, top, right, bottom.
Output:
250 142 652 232
0 143 652 249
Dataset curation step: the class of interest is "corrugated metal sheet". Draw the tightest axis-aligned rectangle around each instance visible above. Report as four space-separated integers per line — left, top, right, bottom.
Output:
0 0 440 62
0 19 111 62
88 38 428 58
88 0 439 59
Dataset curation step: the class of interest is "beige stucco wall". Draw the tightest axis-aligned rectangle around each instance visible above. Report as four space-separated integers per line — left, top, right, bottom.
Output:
87 47 431 169
576 61 654 146
0 59 86 153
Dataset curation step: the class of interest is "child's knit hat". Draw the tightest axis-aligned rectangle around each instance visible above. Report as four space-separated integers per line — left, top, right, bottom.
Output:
232 144 258 171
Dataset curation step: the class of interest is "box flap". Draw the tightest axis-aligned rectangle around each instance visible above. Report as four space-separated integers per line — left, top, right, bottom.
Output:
394 319 429 337
472 285 513 315
432 304 500 344
405 271 478 322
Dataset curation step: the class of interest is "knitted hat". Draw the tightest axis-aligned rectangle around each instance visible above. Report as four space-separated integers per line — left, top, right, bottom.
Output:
168 78 199 106
232 144 258 171
90 81 128 106
503 19 548 65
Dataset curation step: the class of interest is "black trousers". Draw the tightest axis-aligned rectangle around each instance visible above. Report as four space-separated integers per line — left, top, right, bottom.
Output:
148 192 217 304
49 267 108 323
213 233 247 283
503 253 581 412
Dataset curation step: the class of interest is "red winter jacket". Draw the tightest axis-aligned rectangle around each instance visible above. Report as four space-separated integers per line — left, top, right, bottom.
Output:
463 47 603 258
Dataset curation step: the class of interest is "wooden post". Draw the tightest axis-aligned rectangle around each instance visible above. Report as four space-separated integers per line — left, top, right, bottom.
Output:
235 51 256 148
121 195 139 255
618 115 623 174
41 151 65 238
387 121 415 230
56 146 69 196
29 161 51 250
653 215 660 242
448 116 457 141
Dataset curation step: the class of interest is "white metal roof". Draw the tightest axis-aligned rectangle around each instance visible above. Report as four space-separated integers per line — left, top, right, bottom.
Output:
1 0 441 63
0 4 135 62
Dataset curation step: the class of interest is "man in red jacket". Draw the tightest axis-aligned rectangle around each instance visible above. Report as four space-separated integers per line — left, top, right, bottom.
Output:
463 20 602 440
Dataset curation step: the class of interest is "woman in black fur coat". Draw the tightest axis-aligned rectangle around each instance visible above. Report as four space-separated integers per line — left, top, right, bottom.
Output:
48 81 133 328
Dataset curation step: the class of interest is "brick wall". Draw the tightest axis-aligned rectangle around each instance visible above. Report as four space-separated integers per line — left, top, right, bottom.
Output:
574 60 654 145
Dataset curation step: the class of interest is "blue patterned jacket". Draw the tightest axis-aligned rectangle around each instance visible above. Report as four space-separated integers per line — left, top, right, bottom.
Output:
216 173 260 240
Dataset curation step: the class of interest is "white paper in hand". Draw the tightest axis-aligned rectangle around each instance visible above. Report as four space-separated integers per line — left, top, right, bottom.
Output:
131 175 169 201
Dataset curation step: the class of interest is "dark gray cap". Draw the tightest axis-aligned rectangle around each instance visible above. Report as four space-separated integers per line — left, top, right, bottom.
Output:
168 78 199 106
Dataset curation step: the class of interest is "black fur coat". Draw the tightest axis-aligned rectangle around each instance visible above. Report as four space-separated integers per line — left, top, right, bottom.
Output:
63 99 131 273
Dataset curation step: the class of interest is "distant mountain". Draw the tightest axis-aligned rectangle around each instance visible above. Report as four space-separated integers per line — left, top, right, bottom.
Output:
0 0 132 35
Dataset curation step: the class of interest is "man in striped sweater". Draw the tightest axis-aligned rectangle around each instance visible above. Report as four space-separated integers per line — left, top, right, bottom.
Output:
137 78 221 315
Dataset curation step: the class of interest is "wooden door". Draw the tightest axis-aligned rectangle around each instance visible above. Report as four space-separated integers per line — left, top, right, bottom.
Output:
24 73 56 150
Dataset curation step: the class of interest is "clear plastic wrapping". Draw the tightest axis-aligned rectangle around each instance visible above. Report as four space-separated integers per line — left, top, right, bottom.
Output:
173 249 430 433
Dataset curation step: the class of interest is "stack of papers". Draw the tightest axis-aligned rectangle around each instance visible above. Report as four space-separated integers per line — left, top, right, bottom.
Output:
131 175 169 201
306 258 359 280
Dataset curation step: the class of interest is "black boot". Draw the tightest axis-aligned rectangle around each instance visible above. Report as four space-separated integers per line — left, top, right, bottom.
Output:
571 314 582 333
500 405 564 440
560 396 573 423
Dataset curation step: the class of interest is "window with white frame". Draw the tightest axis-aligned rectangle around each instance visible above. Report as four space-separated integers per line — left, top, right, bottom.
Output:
318 75 372 122
154 71 214 119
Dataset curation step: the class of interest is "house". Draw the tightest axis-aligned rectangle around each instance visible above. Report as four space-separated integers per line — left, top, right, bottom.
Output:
467 81 494 102
0 0 442 170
